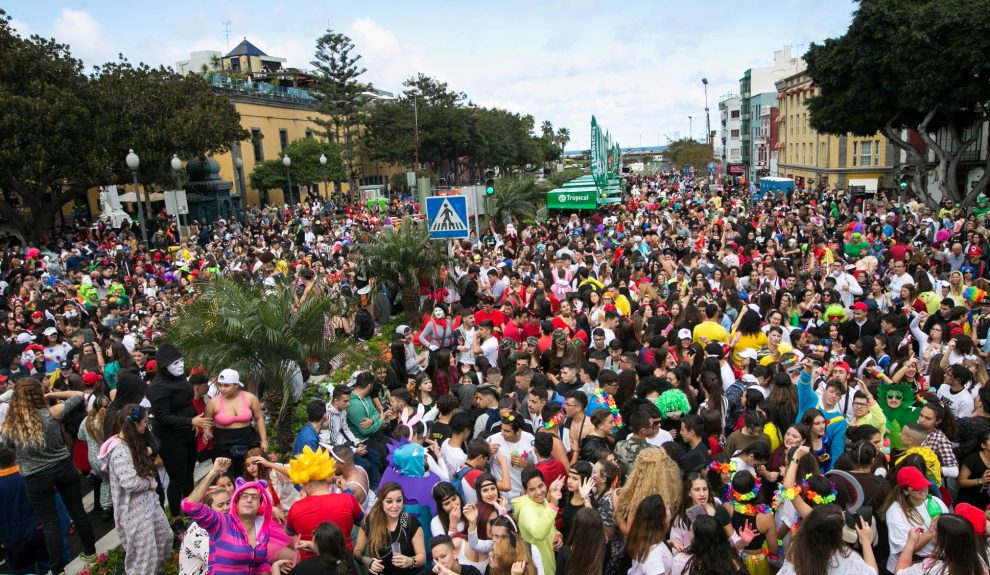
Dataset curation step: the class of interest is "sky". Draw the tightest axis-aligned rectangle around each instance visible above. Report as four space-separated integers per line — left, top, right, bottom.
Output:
8 0 858 151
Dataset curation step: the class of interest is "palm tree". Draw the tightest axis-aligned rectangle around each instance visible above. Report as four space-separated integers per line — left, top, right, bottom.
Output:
490 177 544 229
541 120 555 140
556 127 571 154
164 277 360 450
357 217 454 324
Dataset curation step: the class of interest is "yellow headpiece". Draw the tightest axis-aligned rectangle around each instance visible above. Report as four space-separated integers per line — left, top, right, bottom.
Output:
287 445 336 485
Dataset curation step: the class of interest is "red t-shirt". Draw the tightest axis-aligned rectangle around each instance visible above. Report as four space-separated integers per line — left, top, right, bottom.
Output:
286 492 364 557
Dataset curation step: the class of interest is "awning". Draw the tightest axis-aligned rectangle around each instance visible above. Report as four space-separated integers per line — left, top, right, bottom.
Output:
847 178 878 194
547 188 597 210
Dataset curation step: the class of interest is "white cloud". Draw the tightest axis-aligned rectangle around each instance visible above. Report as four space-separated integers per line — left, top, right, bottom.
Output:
51 8 116 67
347 17 439 93
10 18 31 37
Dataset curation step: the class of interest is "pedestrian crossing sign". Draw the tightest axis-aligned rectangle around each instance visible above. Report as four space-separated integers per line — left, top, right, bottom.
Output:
426 195 470 239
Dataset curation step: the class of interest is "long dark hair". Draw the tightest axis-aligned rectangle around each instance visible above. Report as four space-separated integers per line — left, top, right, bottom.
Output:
927 513 989 575
784 504 851 575
311 521 356 575
624 494 668 562
431 481 461 534
117 404 155 479
565 508 606 575
684 515 747 575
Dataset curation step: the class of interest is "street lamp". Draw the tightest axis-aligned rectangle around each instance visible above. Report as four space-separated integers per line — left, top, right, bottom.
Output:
233 154 245 211
125 149 147 243
688 116 693 141
702 78 712 156
282 154 293 205
319 153 328 200
170 154 183 240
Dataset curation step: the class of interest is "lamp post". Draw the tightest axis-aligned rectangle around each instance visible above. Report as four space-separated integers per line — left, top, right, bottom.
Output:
125 149 147 243
170 154 183 241
702 78 712 156
688 116 693 141
233 154 245 212
319 153 328 200
282 154 293 205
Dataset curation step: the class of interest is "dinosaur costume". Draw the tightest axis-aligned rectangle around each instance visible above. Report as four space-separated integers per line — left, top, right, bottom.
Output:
877 384 921 451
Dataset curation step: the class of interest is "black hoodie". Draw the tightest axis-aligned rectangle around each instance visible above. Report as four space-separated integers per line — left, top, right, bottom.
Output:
146 343 196 444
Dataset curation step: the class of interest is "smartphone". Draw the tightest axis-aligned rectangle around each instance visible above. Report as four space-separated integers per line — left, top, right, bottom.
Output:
686 504 707 523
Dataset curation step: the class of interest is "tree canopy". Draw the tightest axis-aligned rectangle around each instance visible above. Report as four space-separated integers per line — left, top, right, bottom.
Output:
249 137 346 195
0 10 247 241
805 0 990 206
663 138 713 170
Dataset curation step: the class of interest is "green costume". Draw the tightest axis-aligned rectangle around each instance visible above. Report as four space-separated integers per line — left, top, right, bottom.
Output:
877 384 920 451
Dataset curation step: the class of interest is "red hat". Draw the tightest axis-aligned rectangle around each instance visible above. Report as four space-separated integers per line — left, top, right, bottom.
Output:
955 502 987 536
146 360 158 373
896 466 930 491
603 304 617 312
82 372 102 386
31 311 43 318
832 361 851 373
851 302 868 312
969 245 983 257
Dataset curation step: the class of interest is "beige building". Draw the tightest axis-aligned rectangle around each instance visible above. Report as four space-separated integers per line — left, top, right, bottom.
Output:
775 70 895 194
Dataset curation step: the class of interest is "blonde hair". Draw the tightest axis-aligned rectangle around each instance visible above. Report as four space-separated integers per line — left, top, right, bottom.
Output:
84 395 108 445
0 379 47 449
490 532 538 575
615 448 683 523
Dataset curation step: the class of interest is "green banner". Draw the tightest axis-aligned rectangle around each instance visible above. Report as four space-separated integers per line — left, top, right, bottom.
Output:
590 116 620 196
547 188 597 210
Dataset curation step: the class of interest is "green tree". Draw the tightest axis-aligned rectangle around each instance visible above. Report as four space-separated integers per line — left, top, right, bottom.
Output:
249 137 345 200
357 217 454 324
490 177 545 228
556 127 571 154
664 138 712 170
310 28 367 199
164 277 358 451
805 0 990 207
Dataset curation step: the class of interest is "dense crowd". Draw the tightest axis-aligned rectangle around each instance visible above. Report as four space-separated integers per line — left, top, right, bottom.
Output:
3 175 990 575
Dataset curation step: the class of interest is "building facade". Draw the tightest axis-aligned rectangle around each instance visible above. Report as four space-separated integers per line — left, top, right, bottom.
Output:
775 70 895 193
739 47 803 183
719 94 743 180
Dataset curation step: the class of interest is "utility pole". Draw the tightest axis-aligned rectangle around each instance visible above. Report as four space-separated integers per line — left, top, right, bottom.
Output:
702 78 712 157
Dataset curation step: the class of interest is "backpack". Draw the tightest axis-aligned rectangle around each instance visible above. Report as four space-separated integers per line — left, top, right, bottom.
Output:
451 466 475 502
457 274 472 296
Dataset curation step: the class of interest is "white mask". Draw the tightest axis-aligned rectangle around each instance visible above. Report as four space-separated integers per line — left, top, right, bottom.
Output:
433 308 445 319
167 359 185 377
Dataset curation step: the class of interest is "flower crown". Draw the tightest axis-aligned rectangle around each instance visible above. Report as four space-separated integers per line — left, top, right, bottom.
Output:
592 387 623 429
708 459 736 476
800 475 837 505
543 405 566 429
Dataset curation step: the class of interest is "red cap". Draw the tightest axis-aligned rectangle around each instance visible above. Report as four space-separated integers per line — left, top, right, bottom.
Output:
146 360 158 373
82 372 102 386
851 302 868 312
31 311 43 318
603 304 617 312
969 245 983 256
832 361 851 373
955 502 987 536
896 466 930 491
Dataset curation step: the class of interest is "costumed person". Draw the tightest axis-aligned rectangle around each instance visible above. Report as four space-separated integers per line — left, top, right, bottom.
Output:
378 440 444 545
285 445 364 559
97 405 172 575
655 388 692 437
796 361 847 463
877 384 921 452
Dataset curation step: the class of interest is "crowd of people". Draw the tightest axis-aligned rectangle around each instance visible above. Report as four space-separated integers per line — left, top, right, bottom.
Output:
2 175 990 575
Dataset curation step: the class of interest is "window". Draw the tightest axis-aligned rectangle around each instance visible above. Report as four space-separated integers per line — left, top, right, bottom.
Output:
730 129 740 138
729 148 740 160
251 129 264 162
229 57 240 72
279 129 289 151
859 140 873 166
730 110 740 119
305 129 313 139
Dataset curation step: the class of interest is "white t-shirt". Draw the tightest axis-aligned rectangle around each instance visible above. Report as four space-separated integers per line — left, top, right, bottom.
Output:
778 550 877 575
885 497 948 572
645 429 675 447
441 438 467 477
629 542 673 575
937 384 975 419
479 336 499 366
487 431 536 500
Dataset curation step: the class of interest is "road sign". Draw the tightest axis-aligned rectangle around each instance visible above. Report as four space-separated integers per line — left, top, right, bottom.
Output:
426 195 469 239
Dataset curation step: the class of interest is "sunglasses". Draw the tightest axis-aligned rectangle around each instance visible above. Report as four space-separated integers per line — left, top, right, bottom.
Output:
887 393 903 400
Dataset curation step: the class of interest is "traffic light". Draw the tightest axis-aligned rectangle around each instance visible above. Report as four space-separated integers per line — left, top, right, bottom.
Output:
484 170 495 195
897 166 911 192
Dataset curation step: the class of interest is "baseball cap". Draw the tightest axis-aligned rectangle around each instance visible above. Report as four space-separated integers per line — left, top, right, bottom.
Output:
82 372 102 386
217 368 243 387
832 361 852 373
677 328 692 340
896 466 930 491
955 503 988 536
968 245 983 257
42 327 58 337
851 302 868 312
395 325 411 335
15 333 36 344
739 348 759 360
31 311 43 319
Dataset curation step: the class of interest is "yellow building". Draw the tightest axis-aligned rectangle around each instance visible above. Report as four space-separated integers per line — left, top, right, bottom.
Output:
775 70 895 194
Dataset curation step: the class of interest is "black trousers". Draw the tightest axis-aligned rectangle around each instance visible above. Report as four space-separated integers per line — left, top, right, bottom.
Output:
158 437 197 517
24 458 97 574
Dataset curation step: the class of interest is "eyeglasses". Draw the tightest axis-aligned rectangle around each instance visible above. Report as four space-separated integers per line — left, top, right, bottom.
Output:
853 403 869 408
239 493 261 502
887 393 903 400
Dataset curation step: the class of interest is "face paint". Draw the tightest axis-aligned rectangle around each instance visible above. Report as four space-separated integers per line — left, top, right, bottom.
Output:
167 358 185 377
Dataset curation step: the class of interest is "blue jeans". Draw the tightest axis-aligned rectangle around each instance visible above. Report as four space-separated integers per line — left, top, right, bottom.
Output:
23 458 96 575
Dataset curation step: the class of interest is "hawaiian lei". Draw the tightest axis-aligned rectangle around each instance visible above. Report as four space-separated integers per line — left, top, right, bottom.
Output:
708 459 737 476
727 477 770 515
593 387 623 429
544 405 566 430
799 476 837 505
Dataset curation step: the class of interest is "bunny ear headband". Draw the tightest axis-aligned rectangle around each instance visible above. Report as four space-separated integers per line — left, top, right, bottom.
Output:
400 403 426 431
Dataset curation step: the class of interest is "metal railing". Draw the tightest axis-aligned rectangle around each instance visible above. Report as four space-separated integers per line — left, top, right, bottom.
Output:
206 75 319 104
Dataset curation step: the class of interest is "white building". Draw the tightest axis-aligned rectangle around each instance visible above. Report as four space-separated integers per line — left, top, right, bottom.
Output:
175 50 221 75
719 94 742 178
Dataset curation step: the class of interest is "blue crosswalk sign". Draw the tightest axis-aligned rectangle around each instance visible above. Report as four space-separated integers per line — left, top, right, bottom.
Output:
426 195 470 239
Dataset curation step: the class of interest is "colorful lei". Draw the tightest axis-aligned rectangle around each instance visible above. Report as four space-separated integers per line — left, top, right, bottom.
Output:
772 485 801 510
708 459 737 476
592 387 623 429
727 477 770 515
800 476 837 505
544 405 566 429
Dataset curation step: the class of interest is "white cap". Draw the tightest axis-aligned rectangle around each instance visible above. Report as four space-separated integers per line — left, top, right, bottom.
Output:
42 327 58 337
738 348 759 360
677 328 692 340
396 325 411 335
356 285 371 296
741 374 759 385
747 303 761 314
217 368 242 387
15 332 36 344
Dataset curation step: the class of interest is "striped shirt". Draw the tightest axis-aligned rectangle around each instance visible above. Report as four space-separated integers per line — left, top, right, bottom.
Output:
182 499 271 574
